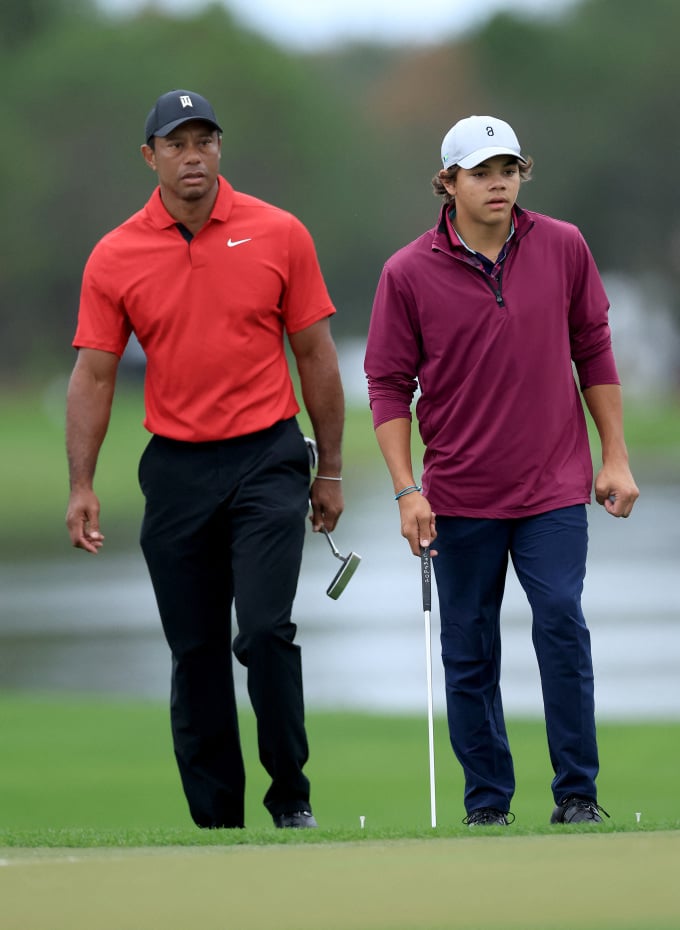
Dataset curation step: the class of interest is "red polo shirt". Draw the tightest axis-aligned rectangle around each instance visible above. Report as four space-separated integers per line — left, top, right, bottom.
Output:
74 177 335 441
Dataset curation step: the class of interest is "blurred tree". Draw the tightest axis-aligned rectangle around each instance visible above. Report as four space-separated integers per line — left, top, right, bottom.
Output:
0 0 90 51
2 0 679 382
0 1 387 379
311 0 680 336
472 0 680 304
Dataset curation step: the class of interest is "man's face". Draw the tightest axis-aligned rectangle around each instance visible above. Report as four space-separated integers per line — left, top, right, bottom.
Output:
141 120 222 203
443 155 521 228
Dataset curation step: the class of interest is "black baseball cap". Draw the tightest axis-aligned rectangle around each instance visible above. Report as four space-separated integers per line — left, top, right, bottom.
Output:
144 89 222 143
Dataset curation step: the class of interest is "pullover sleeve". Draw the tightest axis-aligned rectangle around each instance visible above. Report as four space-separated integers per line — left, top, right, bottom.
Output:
364 262 420 428
569 231 620 390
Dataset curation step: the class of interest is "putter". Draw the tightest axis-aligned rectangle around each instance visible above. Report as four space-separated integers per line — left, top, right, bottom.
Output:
321 526 361 600
304 436 361 599
421 545 437 828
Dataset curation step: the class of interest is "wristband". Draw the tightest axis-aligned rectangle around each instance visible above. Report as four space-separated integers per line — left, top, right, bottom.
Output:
394 485 422 500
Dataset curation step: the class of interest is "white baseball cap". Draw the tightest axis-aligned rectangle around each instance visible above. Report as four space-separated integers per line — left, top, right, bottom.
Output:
441 115 527 170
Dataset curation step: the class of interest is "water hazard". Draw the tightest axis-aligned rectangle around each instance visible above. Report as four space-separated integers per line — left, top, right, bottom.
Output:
1 484 678 720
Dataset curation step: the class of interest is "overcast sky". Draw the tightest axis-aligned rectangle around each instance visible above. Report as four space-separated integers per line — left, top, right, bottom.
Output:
98 0 577 48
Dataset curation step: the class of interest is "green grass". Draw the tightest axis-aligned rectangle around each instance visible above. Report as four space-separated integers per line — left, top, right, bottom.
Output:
2 696 679 930
1 695 678 844
3 382 680 557
3 834 680 930
2 383 385 557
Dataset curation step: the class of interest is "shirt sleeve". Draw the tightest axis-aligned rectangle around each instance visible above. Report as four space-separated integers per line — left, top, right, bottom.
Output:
280 215 336 334
568 231 620 390
72 244 133 357
364 262 420 428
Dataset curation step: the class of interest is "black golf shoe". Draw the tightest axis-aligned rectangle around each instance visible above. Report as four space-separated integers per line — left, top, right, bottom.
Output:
550 796 610 824
273 810 318 829
463 807 514 826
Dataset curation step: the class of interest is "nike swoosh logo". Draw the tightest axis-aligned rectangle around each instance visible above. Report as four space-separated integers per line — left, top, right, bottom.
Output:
227 237 252 247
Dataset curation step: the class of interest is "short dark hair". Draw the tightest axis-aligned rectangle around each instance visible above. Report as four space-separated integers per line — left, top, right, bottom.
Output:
431 156 534 204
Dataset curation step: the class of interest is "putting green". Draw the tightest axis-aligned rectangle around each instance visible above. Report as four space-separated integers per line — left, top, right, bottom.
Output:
2 832 678 929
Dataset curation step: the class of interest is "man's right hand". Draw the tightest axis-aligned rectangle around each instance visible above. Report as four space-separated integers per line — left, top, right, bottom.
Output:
66 489 105 554
398 491 437 557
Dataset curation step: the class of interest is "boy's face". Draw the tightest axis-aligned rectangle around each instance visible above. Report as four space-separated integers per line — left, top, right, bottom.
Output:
442 155 521 229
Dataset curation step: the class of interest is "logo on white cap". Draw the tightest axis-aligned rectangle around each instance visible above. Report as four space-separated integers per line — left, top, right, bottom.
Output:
179 95 193 109
441 115 526 170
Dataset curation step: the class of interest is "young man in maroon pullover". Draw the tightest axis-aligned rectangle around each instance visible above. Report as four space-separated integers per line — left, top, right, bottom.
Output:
364 115 639 826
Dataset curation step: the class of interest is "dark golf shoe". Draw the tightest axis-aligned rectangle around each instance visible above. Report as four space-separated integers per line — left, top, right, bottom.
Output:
463 807 514 826
273 810 318 829
550 796 610 824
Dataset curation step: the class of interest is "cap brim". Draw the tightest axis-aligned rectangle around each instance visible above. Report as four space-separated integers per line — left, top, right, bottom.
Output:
150 116 222 140
457 146 527 169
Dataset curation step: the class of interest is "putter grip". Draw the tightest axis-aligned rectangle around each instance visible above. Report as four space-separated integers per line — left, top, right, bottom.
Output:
421 546 431 612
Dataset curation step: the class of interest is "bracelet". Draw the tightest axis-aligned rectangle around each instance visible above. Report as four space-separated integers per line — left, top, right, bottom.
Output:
315 475 343 481
394 484 422 500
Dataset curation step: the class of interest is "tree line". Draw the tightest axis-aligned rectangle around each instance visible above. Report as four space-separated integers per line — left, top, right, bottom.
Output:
1 0 678 380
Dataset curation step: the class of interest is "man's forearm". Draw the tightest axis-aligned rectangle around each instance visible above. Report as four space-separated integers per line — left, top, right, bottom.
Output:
291 320 345 475
375 418 417 492
582 383 629 464
582 382 639 516
66 357 117 489
297 354 344 474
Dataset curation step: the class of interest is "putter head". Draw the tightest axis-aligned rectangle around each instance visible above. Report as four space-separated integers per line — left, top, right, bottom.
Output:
326 551 361 599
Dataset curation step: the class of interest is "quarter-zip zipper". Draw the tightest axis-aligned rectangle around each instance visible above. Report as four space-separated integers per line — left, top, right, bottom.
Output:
436 241 507 308
483 264 505 307
435 240 508 307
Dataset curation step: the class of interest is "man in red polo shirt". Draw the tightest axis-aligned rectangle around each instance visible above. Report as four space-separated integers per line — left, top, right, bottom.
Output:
66 89 345 830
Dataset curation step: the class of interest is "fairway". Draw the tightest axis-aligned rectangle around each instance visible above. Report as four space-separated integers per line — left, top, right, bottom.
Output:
2 832 679 930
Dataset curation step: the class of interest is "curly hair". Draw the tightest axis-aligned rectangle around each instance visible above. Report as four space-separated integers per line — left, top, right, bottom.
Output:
431 157 534 204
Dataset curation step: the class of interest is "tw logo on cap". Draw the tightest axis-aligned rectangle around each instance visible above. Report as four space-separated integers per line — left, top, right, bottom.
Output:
144 89 223 142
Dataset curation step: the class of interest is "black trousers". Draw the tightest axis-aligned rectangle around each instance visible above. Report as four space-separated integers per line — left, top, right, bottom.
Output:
138 418 311 828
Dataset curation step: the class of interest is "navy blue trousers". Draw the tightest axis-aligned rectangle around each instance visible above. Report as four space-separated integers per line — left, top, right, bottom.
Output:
432 506 599 814
138 418 311 828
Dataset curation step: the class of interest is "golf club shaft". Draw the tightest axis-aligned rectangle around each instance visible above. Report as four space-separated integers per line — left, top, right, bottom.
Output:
421 546 437 828
321 525 343 560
